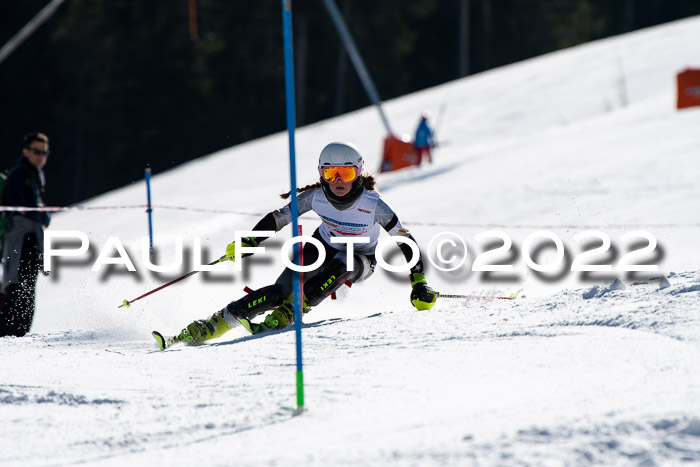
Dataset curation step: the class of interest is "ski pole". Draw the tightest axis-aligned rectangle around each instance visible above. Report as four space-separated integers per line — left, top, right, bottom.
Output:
437 292 517 300
119 255 227 308
433 102 447 142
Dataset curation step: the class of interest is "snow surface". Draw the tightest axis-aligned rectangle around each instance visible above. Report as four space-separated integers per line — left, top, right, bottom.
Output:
2 16 700 466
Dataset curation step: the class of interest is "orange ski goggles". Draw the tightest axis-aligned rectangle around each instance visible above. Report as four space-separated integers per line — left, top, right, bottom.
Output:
320 165 360 183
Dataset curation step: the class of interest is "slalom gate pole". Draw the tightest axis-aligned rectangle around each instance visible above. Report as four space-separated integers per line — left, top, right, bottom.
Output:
118 256 226 308
145 168 154 256
280 0 305 415
298 226 304 304
297 225 305 408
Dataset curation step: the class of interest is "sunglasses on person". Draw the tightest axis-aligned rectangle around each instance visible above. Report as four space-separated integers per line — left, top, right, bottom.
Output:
320 165 360 183
26 147 50 157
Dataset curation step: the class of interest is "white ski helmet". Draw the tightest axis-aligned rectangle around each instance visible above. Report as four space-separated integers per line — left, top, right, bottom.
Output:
318 142 364 170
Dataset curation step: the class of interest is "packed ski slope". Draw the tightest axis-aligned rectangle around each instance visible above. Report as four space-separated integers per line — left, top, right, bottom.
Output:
2 16 700 466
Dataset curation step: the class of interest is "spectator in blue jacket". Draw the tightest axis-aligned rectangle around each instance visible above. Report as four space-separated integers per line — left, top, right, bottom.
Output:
413 112 436 165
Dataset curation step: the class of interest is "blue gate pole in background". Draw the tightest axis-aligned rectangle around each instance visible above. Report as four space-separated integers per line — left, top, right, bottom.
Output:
145 168 154 256
281 0 305 414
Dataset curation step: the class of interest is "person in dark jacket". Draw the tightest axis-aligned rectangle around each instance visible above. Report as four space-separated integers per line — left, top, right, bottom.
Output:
0 132 51 337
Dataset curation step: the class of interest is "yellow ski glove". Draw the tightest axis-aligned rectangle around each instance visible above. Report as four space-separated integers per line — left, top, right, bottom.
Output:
225 237 257 262
409 272 437 310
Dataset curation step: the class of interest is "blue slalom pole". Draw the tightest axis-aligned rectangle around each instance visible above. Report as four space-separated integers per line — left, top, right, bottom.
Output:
281 0 304 414
145 168 154 255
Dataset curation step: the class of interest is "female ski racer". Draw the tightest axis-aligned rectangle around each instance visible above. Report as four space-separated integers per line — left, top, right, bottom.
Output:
153 142 437 349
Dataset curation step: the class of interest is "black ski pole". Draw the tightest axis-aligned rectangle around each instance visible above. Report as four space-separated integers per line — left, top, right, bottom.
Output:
437 292 517 300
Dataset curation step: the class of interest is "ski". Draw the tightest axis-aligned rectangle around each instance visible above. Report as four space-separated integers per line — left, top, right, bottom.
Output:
236 316 269 335
236 316 283 336
236 316 254 334
152 330 178 350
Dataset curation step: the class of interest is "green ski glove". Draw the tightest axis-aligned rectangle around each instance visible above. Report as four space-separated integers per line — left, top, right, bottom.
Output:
225 237 257 262
409 272 437 310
